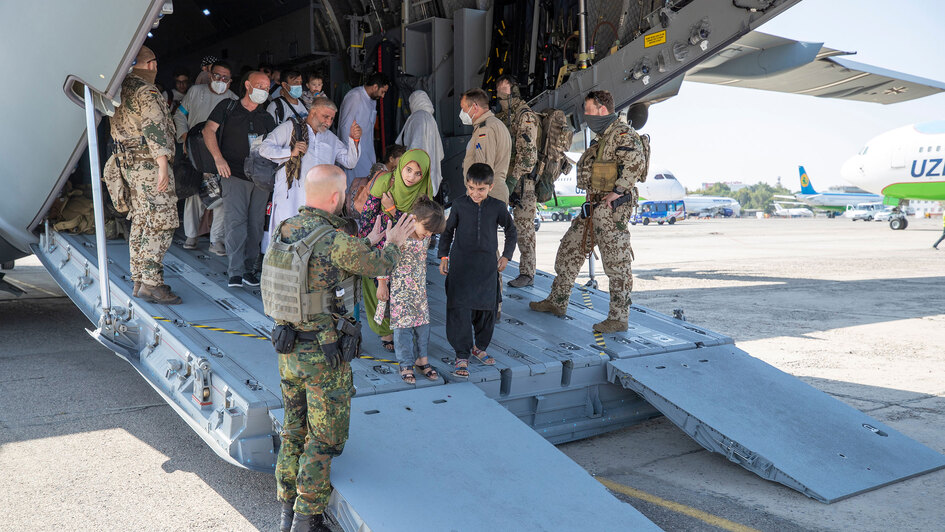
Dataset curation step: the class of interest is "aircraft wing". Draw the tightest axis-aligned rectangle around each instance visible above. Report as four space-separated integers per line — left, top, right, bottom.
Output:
683 31 945 104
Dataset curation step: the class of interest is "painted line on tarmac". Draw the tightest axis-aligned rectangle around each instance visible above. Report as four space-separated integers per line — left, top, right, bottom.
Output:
597 477 760 532
4 278 60 297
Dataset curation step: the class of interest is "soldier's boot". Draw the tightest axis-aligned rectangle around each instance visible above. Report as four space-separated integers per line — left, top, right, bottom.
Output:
133 281 141 297
593 319 628 333
508 274 534 288
139 283 182 305
529 299 566 317
312 514 332 532
289 512 323 532
279 502 295 532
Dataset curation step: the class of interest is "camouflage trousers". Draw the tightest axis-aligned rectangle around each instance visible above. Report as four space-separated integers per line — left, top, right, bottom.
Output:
125 162 178 286
512 177 537 278
276 341 354 516
547 202 634 322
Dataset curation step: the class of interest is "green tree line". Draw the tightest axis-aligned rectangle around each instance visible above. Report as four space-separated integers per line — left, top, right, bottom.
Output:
688 182 794 213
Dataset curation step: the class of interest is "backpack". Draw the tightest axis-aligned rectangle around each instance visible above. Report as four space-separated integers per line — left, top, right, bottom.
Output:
261 222 357 323
186 99 238 174
274 96 304 124
245 118 298 191
534 108 574 203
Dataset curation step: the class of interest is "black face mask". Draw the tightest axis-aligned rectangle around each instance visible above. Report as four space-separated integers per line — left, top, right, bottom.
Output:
585 113 617 135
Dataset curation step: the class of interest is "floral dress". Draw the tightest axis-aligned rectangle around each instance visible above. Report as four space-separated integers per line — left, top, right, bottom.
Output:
389 236 430 329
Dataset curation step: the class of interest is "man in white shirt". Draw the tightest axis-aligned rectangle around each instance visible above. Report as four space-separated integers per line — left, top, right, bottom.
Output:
266 70 307 124
338 72 389 185
173 60 238 255
259 96 361 251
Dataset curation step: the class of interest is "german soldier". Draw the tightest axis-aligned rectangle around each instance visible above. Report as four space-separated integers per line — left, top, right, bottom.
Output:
496 76 540 288
530 90 647 333
107 45 181 304
264 164 414 531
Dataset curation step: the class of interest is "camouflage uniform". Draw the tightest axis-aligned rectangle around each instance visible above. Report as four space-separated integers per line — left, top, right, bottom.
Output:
272 206 401 517
539 120 646 324
107 72 178 287
499 98 540 278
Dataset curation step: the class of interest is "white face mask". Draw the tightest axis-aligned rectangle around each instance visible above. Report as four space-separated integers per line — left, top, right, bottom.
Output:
249 88 269 104
459 108 473 126
210 80 227 94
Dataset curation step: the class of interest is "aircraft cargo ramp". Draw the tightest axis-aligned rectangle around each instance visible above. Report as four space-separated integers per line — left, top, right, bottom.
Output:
31 229 945 516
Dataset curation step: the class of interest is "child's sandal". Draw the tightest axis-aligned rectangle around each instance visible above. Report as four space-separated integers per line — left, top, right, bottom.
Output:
471 347 496 365
452 359 469 378
415 363 439 381
400 367 416 384
382 339 395 352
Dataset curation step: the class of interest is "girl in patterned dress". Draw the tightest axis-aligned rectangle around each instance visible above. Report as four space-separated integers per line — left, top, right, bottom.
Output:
387 197 446 383
357 149 433 352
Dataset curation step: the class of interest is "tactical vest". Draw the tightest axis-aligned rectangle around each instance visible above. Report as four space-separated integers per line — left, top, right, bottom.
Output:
261 223 357 323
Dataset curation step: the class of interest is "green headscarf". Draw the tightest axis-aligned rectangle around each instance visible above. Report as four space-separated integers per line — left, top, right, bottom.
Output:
369 148 432 213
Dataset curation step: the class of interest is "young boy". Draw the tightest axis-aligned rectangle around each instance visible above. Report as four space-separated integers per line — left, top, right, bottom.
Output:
384 144 407 172
438 163 517 378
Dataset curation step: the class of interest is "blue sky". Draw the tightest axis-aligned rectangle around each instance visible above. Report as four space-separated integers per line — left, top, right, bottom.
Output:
643 0 945 191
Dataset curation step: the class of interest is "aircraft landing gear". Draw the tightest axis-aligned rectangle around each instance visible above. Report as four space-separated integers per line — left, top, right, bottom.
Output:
890 216 908 230
889 200 908 230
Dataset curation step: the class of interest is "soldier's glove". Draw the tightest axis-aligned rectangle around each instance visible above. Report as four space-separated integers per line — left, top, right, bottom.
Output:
321 341 344 368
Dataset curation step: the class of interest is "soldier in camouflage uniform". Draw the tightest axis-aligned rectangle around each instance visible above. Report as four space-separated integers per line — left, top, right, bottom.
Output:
270 165 414 532
530 90 646 333
496 76 540 288
105 46 181 304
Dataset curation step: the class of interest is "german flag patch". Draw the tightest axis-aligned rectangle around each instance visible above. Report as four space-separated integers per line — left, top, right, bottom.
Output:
618 131 628 136
478 133 487 138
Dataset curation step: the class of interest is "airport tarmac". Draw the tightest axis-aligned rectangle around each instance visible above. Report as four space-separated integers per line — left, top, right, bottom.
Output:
2 216 944 531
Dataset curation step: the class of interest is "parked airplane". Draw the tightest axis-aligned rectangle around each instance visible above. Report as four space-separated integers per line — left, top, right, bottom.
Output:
546 164 687 209
684 195 742 217
842 121 945 229
772 202 814 217
776 166 881 215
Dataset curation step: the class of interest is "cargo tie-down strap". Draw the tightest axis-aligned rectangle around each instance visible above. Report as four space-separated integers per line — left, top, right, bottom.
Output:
151 315 401 364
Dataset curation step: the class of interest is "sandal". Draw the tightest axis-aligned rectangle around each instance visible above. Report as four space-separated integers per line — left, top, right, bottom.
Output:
400 367 416 385
415 363 439 381
471 347 496 365
452 359 469 378
382 339 395 352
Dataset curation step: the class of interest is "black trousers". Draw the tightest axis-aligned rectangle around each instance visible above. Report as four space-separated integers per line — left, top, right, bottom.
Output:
446 307 496 359
934 229 945 248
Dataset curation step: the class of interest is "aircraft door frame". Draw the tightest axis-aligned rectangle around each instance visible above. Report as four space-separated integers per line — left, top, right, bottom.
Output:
891 145 906 168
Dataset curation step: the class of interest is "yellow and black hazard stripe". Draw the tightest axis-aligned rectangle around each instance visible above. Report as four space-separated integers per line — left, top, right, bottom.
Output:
152 315 402 364
152 316 270 340
578 290 609 355
358 354 400 366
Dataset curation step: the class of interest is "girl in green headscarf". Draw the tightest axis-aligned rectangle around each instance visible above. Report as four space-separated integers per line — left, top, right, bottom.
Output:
357 149 433 350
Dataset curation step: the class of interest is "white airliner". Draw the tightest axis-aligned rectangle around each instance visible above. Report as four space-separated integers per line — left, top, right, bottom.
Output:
772 203 814 218
841 121 945 229
776 166 881 214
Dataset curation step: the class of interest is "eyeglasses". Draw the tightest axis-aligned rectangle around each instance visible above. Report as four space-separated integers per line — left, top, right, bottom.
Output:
211 72 231 82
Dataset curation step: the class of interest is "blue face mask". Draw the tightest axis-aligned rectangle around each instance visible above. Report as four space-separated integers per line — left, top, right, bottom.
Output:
288 85 303 99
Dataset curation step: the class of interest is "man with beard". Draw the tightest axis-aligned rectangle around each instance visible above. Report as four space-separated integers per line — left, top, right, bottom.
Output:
338 72 390 185
260 96 361 249
264 164 414 532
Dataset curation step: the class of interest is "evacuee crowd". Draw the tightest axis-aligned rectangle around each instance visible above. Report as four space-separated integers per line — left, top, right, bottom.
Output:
148 53 535 381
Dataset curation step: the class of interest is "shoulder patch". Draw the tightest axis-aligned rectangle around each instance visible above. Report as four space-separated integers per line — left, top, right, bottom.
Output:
478 133 487 138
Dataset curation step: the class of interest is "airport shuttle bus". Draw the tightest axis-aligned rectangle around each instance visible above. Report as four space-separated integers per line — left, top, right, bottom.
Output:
630 200 687 225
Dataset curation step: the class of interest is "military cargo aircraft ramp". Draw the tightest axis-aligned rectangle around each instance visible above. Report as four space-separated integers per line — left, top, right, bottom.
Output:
32 229 945 518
